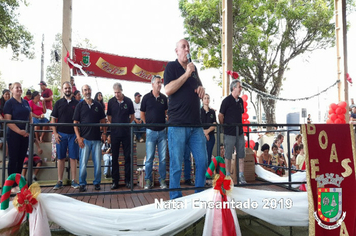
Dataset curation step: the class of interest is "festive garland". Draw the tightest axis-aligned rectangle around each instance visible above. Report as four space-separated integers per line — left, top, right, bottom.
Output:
227 69 340 101
241 80 340 101
1 174 28 210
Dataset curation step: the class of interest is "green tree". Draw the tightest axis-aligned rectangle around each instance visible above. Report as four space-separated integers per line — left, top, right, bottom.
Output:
0 72 6 92
46 33 97 88
179 0 354 124
0 0 34 59
46 33 62 88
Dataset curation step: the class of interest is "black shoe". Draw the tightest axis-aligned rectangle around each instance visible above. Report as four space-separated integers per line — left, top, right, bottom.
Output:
185 179 195 186
79 185 86 192
125 182 131 189
94 184 101 190
111 183 119 190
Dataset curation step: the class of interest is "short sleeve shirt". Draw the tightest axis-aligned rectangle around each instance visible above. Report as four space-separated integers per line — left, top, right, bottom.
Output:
200 107 216 135
140 91 168 131
296 154 305 168
3 97 31 131
51 97 79 134
219 94 244 135
28 100 44 116
107 96 134 137
163 59 202 125
133 102 141 119
41 88 53 110
73 100 106 140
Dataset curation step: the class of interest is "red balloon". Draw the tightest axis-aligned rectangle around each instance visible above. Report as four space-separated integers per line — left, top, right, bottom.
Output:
330 113 337 121
338 114 345 119
244 107 248 113
242 113 249 120
341 108 347 114
244 120 250 124
243 101 248 108
249 140 256 149
338 101 347 108
330 103 338 111
241 94 248 102
328 109 334 114
243 126 248 133
334 118 342 124
326 119 333 124
335 107 343 115
340 119 346 124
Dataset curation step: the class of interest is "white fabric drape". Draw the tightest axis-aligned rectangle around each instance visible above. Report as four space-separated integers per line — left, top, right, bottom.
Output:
255 165 306 188
0 167 309 235
0 188 308 235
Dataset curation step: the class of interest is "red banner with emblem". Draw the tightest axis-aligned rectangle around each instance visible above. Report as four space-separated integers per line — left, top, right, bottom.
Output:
303 124 356 235
72 47 168 83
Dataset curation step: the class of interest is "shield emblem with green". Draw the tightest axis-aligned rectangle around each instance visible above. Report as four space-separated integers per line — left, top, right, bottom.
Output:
82 55 90 66
318 188 342 223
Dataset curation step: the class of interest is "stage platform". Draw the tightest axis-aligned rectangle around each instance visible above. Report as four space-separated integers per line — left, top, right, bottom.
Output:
33 179 297 209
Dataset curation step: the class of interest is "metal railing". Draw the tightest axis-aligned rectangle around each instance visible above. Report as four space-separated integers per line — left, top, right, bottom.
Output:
0 120 305 196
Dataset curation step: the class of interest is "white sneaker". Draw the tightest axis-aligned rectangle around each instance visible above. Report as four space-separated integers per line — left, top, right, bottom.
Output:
160 180 167 189
239 175 247 184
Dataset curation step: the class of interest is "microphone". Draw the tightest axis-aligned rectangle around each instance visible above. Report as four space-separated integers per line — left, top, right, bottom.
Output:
186 53 197 78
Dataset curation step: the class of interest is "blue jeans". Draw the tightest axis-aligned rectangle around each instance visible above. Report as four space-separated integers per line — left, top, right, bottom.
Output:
206 133 215 166
79 139 102 186
183 145 191 180
145 129 167 182
132 120 146 140
168 127 207 199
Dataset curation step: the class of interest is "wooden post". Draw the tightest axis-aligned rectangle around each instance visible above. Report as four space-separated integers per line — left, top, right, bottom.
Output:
61 0 72 88
221 0 233 96
41 34 44 82
335 0 348 103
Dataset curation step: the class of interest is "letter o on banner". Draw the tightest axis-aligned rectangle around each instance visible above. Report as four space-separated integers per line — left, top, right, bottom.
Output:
318 130 328 150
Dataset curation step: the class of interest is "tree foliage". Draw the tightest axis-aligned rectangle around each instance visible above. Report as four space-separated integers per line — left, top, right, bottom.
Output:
46 33 97 88
179 0 353 123
0 72 7 92
46 33 62 88
0 0 34 59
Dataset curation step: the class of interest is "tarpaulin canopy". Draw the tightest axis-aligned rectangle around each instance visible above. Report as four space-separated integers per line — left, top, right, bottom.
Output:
72 47 168 83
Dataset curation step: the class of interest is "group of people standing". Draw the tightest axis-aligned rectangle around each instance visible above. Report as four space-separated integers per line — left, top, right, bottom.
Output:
0 81 53 191
1 39 248 198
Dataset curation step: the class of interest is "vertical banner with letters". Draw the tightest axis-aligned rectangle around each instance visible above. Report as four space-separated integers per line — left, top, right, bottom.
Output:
303 124 356 236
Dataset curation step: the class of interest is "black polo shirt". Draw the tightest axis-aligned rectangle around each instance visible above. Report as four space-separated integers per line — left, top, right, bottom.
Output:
164 59 202 125
219 94 244 136
200 107 216 135
3 97 31 130
141 91 167 131
107 96 134 137
51 97 79 134
73 100 106 141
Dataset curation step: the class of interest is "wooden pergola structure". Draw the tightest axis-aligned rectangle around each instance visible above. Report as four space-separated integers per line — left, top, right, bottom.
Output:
61 0 349 105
